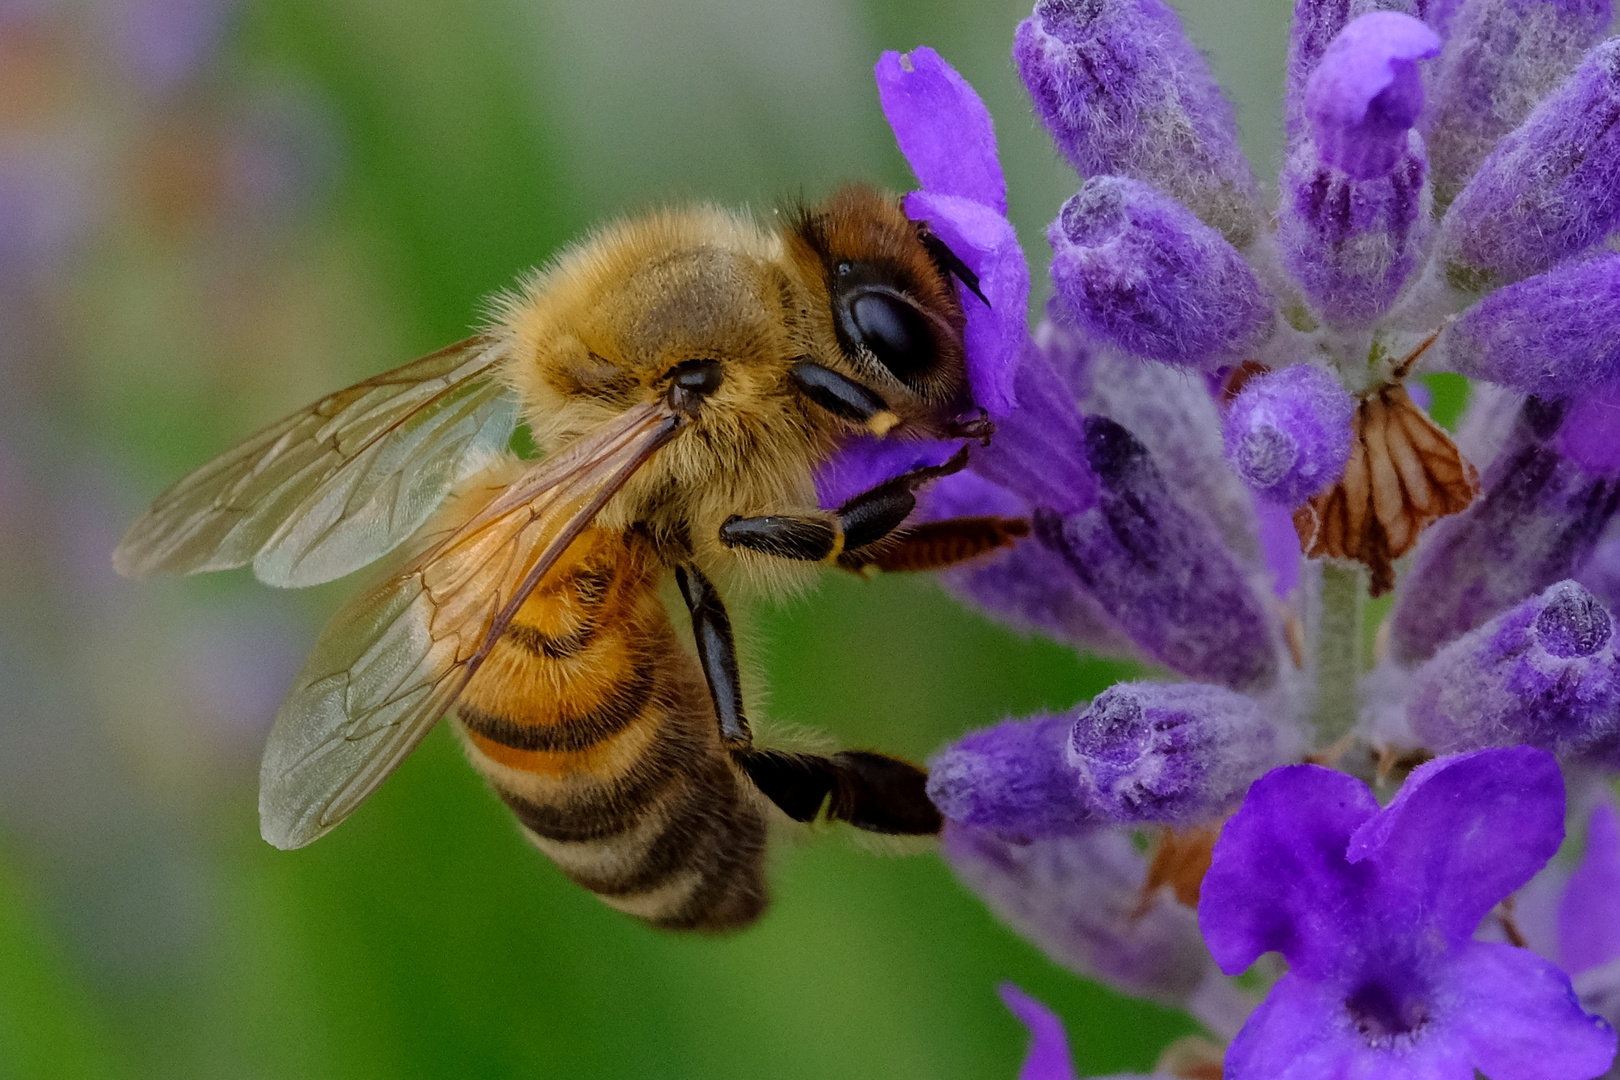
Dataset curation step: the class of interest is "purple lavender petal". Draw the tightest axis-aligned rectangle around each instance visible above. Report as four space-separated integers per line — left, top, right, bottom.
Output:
1013 0 1264 249
1304 12 1440 180
998 984 1079 1080
1390 399 1620 664
928 716 1096 837
1442 253 1620 398
904 191 1027 417
876 47 1006 214
1067 682 1302 826
1285 0 1425 149
1405 581 1620 756
1556 385 1620 477
1037 416 1279 691
1277 133 1431 327
922 471 1136 656
1223 364 1355 506
1440 39 1620 290
812 435 965 511
1449 942 1618 1079
1561 800 1620 977
944 823 1213 1004
1424 0 1611 209
1197 764 1380 978
1346 746 1565 947
1255 497 1303 597
1048 178 1274 371
971 344 1097 515
1222 971 1476 1080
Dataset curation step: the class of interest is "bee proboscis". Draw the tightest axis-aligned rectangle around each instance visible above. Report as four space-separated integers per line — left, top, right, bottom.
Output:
114 184 1027 931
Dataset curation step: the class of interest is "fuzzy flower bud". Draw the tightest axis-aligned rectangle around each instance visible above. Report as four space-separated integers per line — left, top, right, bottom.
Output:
1037 416 1279 691
1407 580 1620 755
1424 0 1611 210
1068 682 1303 826
928 716 1097 837
1223 364 1355 506
1049 178 1274 371
1285 0 1425 148
943 824 1215 1005
1013 0 1264 249
1440 253 1620 398
1440 38 1620 290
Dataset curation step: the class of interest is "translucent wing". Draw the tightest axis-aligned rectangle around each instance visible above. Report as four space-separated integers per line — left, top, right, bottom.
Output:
113 336 518 588
258 401 683 850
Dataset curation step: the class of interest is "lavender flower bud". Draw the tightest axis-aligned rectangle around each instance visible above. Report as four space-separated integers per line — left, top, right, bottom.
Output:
942 823 1214 1004
1304 13 1440 180
1278 135 1431 328
928 717 1096 837
1440 252 1620 398
1407 580 1620 755
1440 39 1620 290
1013 0 1264 249
1048 178 1274 371
1066 326 1262 563
1223 364 1355 506
971 345 1097 515
1068 682 1303 825
1285 0 1424 148
1391 400 1620 663
1424 0 1611 209
923 470 1136 656
1037 416 1279 691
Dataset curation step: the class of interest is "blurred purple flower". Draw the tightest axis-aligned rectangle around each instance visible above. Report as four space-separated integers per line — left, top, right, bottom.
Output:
1200 748 1615 1079
107 0 233 93
1000 984 1079 1080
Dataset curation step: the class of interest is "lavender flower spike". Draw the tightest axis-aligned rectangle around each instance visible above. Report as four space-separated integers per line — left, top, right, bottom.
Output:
1223 364 1355 506
928 716 1096 837
1039 416 1279 691
1049 178 1274 371
1406 580 1620 756
1304 12 1439 180
1423 0 1611 210
1069 682 1302 826
1279 13 1436 326
1439 38 1620 291
1200 748 1616 1080
1013 0 1264 249
1439 252 1620 399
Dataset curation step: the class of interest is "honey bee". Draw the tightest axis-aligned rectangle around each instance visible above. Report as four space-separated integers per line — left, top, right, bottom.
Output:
113 183 1026 931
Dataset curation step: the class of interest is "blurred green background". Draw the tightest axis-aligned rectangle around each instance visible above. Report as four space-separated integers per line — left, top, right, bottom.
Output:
0 0 1298 1076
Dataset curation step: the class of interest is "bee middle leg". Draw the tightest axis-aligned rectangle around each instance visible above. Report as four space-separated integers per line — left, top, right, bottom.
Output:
735 749 942 835
718 446 972 563
675 564 750 747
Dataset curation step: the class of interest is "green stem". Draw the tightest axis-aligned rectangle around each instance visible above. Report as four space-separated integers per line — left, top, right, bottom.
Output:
1312 563 1365 749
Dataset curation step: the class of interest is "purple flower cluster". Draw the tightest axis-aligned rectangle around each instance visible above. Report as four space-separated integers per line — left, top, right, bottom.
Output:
854 3 1620 1076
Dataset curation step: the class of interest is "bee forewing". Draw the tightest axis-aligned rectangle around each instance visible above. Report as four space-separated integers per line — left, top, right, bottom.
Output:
112 336 517 588
258 401 683 850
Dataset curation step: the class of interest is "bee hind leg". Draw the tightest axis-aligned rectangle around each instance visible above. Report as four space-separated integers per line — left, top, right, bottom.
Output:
718 446 972 562
735 748 942 836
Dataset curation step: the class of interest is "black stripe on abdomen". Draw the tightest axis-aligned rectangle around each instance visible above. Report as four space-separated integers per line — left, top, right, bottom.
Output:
459 661 656 753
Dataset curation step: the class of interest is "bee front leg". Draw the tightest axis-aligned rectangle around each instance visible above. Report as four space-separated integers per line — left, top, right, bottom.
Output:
718 446 971 563
675 565 751 748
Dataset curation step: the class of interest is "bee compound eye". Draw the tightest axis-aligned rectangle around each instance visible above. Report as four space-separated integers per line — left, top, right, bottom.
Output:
847 289 934 384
